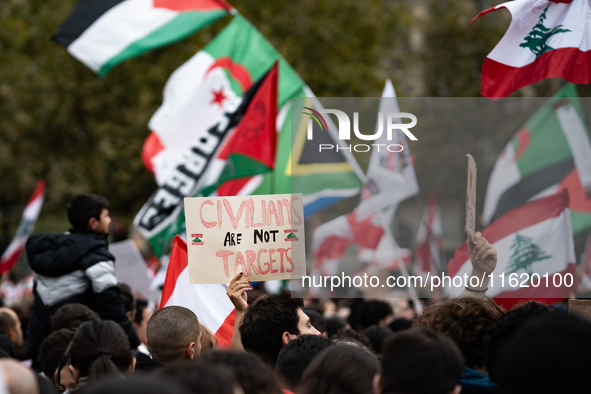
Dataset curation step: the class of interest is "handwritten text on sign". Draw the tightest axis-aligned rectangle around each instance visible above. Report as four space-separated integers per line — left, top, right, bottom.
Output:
184 194 306 284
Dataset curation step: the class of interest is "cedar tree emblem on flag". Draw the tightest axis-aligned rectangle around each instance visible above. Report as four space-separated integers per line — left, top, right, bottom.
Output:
520 4 571 58
506 233 552 276
192 234 204 245
284 229 299 241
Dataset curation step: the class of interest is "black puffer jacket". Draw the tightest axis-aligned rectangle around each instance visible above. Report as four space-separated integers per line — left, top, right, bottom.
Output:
26 230 140 360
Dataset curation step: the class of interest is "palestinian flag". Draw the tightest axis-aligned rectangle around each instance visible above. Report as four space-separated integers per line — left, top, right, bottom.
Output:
414 194 442 277
161 235 236 347
53 0 232 76
447 190 576 299
0 180 45 274
482 84 591 234
473 0 591 97
134 62 279 256
200 63 277 196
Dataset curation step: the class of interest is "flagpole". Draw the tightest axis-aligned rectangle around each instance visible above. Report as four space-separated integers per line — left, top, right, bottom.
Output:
306 88 423 314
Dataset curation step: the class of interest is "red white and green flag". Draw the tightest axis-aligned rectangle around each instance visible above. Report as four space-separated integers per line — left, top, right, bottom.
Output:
482 84 591 235
53 0 232 76
161 235 235 347
414 194 442 277
447 190 576 299
0 180 45 274
473 0 591 98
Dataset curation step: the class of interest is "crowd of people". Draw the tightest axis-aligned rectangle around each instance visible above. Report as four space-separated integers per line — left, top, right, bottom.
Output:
0 194 590 394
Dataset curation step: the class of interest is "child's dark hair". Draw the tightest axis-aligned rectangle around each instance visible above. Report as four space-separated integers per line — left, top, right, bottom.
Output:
66 193 109 231
67 318 133 384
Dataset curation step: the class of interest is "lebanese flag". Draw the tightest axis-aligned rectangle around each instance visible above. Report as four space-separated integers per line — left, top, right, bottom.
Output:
414 194 442 277
312 211 384 276
199 63 277 197
161 235 236 347
0 180 45 274
447 190 576 300
473 0 591 98
53 0 232 76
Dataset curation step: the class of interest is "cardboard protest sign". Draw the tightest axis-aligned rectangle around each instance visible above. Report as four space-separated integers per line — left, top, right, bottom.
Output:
184 194 306 284
465 154 477 242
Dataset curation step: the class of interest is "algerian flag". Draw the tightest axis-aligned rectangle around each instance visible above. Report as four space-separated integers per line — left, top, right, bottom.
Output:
473 0 591 97
143 14 303 186
53 0 232 76
482 84 591 234
448 190 576 299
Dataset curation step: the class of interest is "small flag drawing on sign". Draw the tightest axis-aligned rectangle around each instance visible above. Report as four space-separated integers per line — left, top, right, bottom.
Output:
284 229 299 242
192 234 204 246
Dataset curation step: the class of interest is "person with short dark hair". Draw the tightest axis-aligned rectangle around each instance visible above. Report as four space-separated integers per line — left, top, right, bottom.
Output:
356 301 393 331
302 308 326 335
66 318 135 391
362 325 393 355
298 344 379 394
26 194 140 366
51 304 98 331
37 328 76 386
146 306 201 364
158 362 239 394
484 300 554 382
495 314 591 393
197 349 283 394
82 375 188 394
414 298 504 394
375 327 464 394
132 299 153 356
275 335 332 392
325 316 347 338
118 283 136 322
238 289 320 366
0 308 23 354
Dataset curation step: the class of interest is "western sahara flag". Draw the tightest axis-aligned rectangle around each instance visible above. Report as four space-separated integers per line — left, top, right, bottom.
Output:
53 0 232 76
482 84 591 234
0 180 45 274
134 63 276 256
161 235 235 347
414 194 442 277
473 0 591 97
447 190 576 299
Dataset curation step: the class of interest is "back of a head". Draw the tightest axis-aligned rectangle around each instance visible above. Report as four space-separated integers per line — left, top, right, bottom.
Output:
414 298 505 370
357 300 393 330
118 283 135 319
325 317 347 338
82 375 188 394
275 335 332 391
484 300 554 382
66 193 108 231
0 359 38 394
68 318 133 383
197 349 282 394
199 325 218 353
38 328 76 385
381 327 465 394
302 309 326 333
158 362 238 394
0 309 17 337
298 344 379 394
51 303 98 331
496 313 591 394
362 325 393 355
147 306 200 363
239 290 303 366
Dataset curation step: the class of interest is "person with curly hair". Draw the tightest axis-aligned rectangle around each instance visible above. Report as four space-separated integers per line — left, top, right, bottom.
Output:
414 297 504 394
